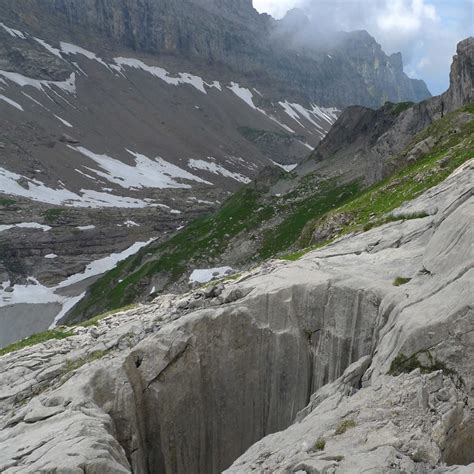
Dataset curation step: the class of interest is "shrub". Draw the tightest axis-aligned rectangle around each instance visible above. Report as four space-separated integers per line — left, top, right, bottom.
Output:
314 437 326 450
393 277 411 286
335 419 356 435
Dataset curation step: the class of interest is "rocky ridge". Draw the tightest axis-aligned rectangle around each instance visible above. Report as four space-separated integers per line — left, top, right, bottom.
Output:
0 156 472 473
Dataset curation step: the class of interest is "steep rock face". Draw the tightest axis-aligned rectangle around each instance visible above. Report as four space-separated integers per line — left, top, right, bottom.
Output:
306 37 473 184
444 37 474 111
0 0 430 108
0 159 472 473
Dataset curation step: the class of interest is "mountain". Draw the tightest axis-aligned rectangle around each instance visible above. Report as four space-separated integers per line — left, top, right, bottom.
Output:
0 108 472 474
63 38 472 325
0 0 431 345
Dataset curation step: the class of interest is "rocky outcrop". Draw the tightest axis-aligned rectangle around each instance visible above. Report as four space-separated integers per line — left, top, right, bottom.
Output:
0 158 472 473
306 37 473 184
444 37 474 112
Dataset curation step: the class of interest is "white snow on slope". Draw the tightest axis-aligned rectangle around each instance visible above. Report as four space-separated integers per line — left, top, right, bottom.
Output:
33 37 63 58
279 101 339 133
0 70 76 94
270 160 298 172
61 42 110 69
228 82 256 109
188 159 251 184
70 146 211 189
0 166 152 208
76 225 96 231
0 222 52 232
45 254 58 259
54 115 73 127
189 266 234 284
0 239 154 327
56 239 155 290
0 23 26 39
0 95 23 111
114 57 221 94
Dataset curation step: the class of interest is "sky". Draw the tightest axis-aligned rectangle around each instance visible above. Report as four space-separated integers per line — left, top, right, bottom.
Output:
253 0 473 95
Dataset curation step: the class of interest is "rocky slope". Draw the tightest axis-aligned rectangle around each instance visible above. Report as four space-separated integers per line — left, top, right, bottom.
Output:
0 156 472 473
0 0 432 344
66 38 472 323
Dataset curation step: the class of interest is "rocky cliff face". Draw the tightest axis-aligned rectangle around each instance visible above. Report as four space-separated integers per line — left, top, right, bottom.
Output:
307 37 474 184
0 158 472 473
0 0 430 109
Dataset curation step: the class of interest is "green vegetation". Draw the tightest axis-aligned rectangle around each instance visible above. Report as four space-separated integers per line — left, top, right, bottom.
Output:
385 101 414 116
43 208 67 223
0 329 73 357
388 350 464 389
362 212 429 232
69 187 275 319
63 350 108 374
335 419 356 435
298 106 473 253
0 198 17 206
70 105 473 321
78 304 138 328
313 437 326 450
393 276 411 286
259 180 361 259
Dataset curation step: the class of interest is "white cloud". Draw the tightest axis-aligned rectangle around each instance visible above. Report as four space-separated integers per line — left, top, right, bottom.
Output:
253 0 470 95
377 0 439 32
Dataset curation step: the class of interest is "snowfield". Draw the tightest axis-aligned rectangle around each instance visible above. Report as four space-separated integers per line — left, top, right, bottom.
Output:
70 146 211 189
188 159 251 184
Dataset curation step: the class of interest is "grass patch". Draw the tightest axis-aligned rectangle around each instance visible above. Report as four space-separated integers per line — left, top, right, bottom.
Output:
386 101 414 116
43 208 67 223
63 350 109 374
388 350 464 389
259 180 361 259
313 437 326 450
393 276 411 286
335 419 356 435
0 198 17 206
0 329 73 357
298 106 473 253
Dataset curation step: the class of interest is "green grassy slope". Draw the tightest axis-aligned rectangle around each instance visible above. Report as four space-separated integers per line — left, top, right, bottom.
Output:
68 104 473 322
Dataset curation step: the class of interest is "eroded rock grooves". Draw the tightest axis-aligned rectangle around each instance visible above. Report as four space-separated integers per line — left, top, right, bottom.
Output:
0 157 472 473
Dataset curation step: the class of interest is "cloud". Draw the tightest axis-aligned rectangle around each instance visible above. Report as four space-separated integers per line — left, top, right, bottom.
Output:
377 0 438 33
253 0 472 95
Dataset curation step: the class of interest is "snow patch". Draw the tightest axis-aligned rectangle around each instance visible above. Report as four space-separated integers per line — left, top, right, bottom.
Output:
189 266 235 284
70 146 211 189
0 70 76 95
0 94 23 111
123 220 140 227
45 254 58 259
54 115 73 127
33 37 63 58
228 82 256 109
0 23 26 39
0 240 154 327
270 160 298 172
76 225 96 231
114 57 216 94
188 159 251 184
60 42 110 70
0 165 152 208
0 222 52 232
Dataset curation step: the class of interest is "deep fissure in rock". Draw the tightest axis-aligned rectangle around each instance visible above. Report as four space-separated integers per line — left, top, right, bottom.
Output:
112 284 381 473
